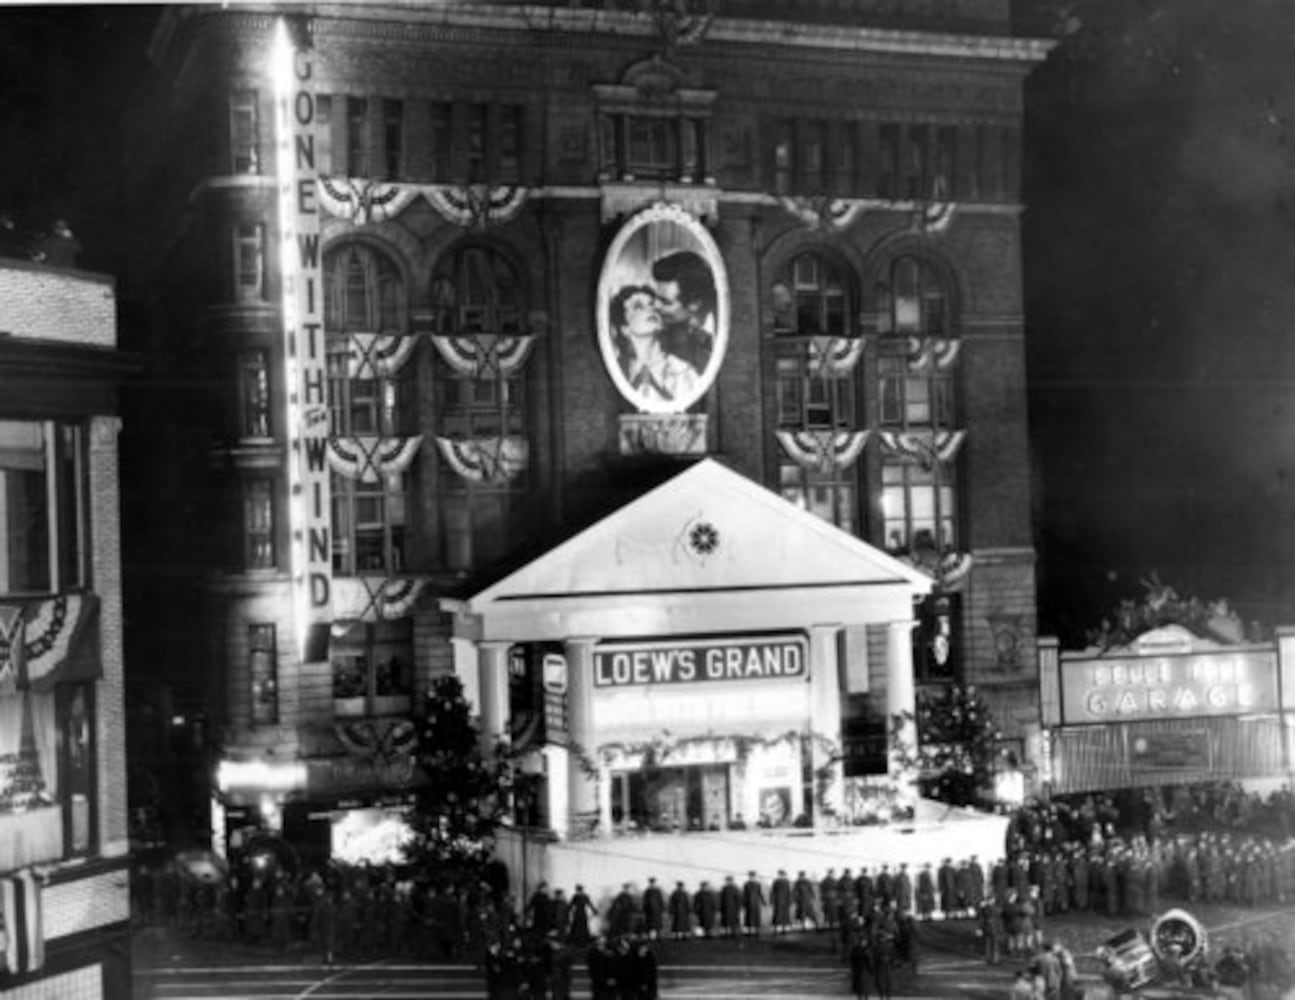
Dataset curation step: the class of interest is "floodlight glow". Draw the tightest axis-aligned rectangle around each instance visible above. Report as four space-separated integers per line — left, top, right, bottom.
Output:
216 759 307 793
272 17 331 660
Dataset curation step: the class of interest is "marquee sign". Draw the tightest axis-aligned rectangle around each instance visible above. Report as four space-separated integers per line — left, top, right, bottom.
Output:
596 203 729 415
273 20 331 657
593 636 807 688
1060 649 1278 725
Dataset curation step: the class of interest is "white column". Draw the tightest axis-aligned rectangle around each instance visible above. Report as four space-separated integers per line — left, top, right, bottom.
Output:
598 763 613 837
564 638 599 830
546 746 570 840
886 619 919 807
478 641 510 750
808 624 843 827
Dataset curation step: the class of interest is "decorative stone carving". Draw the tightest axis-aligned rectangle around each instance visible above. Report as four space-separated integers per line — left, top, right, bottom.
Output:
617 413 708 456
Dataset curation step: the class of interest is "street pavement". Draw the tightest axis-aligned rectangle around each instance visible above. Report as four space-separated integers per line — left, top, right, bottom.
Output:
131 900 1295 999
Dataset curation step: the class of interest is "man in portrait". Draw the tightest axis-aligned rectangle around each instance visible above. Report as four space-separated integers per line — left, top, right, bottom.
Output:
651 250 717 374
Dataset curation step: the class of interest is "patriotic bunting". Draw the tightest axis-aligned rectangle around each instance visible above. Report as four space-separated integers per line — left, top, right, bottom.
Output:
903 336 961 373
423 184 529 229
317 177 420 223
806 336 866 376
0 594 99 694
326 436 423 484
343 333 419 379
435 435 529 483
878 429 966 467
430 334 536 378
776 429 870 473
331 577 429 623
779 196 868 231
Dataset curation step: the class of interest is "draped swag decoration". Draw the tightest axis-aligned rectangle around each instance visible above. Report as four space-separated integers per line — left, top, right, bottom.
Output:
776 429 870 473
331 577 429 623
334 718 417 765
903 336 961 373
344 333 419 379
779 197 869 232
430 334 536 378
0 594 100 694
435 435 529 483
806 335 866 376
317 178 530 229
915 201 957 234
326 436 423 484
423 184 529 230
318 177 421 223
878 429 966 468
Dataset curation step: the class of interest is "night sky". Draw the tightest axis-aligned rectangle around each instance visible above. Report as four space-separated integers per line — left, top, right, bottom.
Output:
4 2 1294 645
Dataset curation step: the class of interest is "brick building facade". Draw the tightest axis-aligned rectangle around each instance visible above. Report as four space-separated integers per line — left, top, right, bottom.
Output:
123 2 1052 861
0 261 134 998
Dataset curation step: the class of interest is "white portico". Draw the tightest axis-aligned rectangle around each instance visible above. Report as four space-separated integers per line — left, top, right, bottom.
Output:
445 459 931 838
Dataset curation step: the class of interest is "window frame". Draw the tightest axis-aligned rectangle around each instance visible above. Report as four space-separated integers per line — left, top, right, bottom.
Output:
230 88 260 175
233 224 266 303
238 349 272 439
249 623 279 726
880 459 958 556
242 476 276 570
0 419 88 597
331 618 414 718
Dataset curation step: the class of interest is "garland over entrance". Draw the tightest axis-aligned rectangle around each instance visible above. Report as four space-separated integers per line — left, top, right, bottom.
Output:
331 576 429 623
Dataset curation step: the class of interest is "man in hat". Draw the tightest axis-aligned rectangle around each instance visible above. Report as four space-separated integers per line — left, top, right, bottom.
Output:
770 870 792 934
742 871 766 937
819 868 839 932
694 880 718 938
793 870 818 931
642 877 665 940
668 881 691 940
719 876 741 938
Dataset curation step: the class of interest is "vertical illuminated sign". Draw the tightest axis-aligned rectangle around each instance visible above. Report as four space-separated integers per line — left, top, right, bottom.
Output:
273 21 330 657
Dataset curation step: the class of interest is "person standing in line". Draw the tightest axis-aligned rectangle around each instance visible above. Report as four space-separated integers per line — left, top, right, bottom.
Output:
568 884 597 946
668 881 691 941
793 870 818 931
719 876 741 938
642 878 665 941
819 869 840 932
849 929 874 1000
916 863 937 921
741 871 766 938
770 870 792 934
694 880 718 939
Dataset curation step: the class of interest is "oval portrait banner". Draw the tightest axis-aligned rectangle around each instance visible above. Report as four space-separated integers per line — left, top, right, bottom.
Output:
597 202 730 415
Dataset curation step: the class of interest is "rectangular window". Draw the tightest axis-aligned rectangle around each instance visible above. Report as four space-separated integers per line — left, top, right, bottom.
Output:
878 123 900 199
383 99 403 180
58 683 96 857
330 472 407 576
0 420 85 595
346 96 369 177
934 126 956 200
331 619 413 717
881 461 956 553
249 624 279 725
907 125 929 200
431 101 453 181
499 104 522 183
239 350 271 438
773 118 794 196
233 224 265 303
780 462 856 533
244 477 275 570
467 103 487 182
835 121 857 195
627 116 677 180
800 120 826 194
230 89 259 174
315 95 333 175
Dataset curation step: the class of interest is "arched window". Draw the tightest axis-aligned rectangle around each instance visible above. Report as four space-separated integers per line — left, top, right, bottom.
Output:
431 245 529 573
875 253 960 556
326 243 404 335
322 243 412 578
771 251 860 533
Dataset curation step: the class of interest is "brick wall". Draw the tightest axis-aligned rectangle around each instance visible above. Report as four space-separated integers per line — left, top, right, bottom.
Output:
0 264 116 348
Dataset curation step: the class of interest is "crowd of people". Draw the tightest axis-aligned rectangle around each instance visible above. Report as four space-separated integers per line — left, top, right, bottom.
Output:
130 779 1295 998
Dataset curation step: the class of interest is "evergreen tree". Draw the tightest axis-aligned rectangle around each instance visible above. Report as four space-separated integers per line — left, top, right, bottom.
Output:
405 674 512 888
893 684 1002 808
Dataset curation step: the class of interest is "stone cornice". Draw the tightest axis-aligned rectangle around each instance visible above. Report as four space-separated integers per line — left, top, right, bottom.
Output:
150 3 1054 70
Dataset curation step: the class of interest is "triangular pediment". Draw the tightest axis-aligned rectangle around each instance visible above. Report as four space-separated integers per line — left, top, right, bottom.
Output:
467 460 930 639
